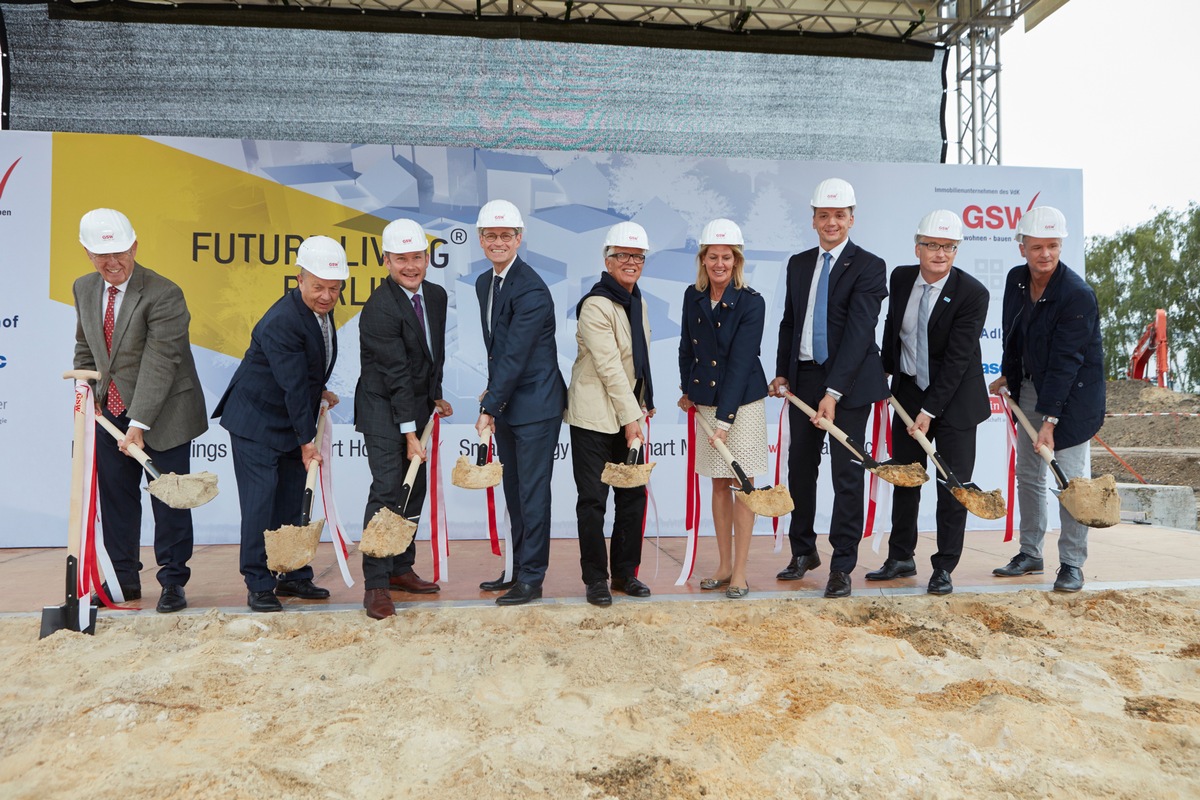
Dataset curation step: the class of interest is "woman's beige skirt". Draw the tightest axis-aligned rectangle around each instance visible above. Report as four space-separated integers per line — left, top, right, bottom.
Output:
694 399 769 479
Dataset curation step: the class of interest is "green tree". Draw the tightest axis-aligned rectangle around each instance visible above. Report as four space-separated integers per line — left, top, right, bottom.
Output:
1086 203 1200 390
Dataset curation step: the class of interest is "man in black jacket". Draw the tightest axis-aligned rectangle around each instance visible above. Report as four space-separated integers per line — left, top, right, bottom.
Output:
865 210 990 595
988 206 1105 593
355 219 452 620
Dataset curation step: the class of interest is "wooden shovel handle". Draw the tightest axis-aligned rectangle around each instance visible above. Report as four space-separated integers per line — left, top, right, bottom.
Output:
1003 391 1070 489
63 374 98 561
693 412 753 493
63 369 102 383
94 414 161 479
402 416 438 487
625 438 643 465
300 408 329 525
886 397 948 480
780 388 871 464
475 430 493 467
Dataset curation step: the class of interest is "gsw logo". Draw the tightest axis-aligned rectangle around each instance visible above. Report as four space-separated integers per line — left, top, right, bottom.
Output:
0 158 20 200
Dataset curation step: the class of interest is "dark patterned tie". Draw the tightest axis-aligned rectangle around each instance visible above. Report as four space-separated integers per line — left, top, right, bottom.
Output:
320 313 332 372
412 292 426 336
103 285 125 415
490 275 503 334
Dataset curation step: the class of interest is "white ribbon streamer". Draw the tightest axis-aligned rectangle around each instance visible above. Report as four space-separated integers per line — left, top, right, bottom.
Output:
317 403 354 587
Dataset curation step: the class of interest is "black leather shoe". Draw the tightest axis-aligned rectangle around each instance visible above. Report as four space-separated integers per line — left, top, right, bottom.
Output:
824 571 852 598
611 576 651 597
585 581 612 606
927 569 953 595
248 590 283 612
91 582 142 605
274 579 330 599
156 585 187 613
496 582 542 606
993 552 1044 576
480 573 517 592
777 552 822 581
1053 564 1084 593
865 558 917 581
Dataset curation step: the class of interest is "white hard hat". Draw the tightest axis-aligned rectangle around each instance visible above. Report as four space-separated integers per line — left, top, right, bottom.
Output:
810 178 856 209
296 235 349 280
603 221 650 252
382 219 428 255
1016 206 1069 240
80 208 136 253
699 218 744 247
914 210 964 242
476 200 524 229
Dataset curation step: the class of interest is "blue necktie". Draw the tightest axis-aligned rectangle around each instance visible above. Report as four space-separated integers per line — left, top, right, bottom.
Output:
813 252 831 364
490 275 503 334
915 284 933 390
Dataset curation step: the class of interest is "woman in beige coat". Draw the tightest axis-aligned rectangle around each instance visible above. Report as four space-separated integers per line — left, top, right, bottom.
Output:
565 222 656 607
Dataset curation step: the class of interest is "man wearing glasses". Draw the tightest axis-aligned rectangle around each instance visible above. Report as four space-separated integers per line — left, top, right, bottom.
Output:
473 200 567 605
72 208 208 613
864 210 990 595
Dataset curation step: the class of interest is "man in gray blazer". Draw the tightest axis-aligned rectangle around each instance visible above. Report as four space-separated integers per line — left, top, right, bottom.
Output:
355 219 453 620
73 208 208 613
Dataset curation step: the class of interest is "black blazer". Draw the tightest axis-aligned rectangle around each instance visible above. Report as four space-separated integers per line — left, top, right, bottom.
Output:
213 288 335 452
882 265 991 429
774 240 888 408
354 277 446 440
1000 261 1105 449
678 284 768 424
474 257 567 425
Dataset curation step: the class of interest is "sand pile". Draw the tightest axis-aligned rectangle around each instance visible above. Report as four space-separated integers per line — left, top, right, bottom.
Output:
2 588 1199 799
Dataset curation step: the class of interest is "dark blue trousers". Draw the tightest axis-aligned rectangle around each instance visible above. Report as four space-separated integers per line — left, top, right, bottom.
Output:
493 416 561 587
229 433 314 592
95 410 194 589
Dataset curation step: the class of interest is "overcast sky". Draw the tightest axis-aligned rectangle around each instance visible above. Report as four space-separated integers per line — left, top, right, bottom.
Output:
999 0 1200 239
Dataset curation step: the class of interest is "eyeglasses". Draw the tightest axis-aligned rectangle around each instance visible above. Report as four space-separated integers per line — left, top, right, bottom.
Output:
607 252 646 264
481 232 517 243
917 242 958 253
87 247 134 262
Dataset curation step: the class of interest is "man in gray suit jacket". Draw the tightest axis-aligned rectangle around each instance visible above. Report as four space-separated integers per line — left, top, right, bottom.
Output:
355 219 453 620
73 208 208 614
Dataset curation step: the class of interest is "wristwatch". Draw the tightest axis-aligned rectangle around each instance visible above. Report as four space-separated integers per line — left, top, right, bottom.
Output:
1042 415 1059 426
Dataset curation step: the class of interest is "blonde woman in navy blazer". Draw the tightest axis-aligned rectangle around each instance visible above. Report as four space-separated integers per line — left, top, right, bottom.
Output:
677 219 769 599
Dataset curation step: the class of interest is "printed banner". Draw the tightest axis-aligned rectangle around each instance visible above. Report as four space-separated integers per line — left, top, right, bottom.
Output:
0 130 1084 547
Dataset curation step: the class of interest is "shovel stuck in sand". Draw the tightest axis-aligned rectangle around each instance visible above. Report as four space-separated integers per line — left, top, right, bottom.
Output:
693 412 794 517
360 417 438 558
1004 394 1120 528
264 410 329 573
95 415 218 509
781 389 929 488
887 397 1006 520
451 431 503 489
601 437 656 488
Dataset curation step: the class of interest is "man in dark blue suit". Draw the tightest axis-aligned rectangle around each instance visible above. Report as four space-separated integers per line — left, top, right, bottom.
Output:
988 206 1104 593
769 178 889 598
473 200 567 606
212 235 348 612
355 219 453 620
865 210 990 595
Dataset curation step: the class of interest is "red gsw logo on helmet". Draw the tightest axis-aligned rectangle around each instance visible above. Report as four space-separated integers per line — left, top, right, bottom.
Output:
328 261 339 267
101 233 115 241
403 237 413 244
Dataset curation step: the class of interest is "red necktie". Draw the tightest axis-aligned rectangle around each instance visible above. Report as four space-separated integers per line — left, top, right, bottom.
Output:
103 285 125 416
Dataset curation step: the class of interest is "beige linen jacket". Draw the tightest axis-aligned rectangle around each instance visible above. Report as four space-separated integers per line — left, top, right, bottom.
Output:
564 295 651 434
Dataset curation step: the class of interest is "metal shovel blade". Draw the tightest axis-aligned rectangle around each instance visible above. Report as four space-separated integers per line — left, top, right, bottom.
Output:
39 557 96 639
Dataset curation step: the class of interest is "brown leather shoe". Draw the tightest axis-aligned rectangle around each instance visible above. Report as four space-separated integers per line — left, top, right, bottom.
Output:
363 588 396 620
388 572 440 594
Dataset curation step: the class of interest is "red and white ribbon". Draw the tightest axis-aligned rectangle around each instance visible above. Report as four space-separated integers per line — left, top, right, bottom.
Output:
639 411 661 578
675 407 701 586
429 414 450 582
75 381 126 612
867 400 893 554
997 392 1020 542
771 399 790 553
317 403 354 587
